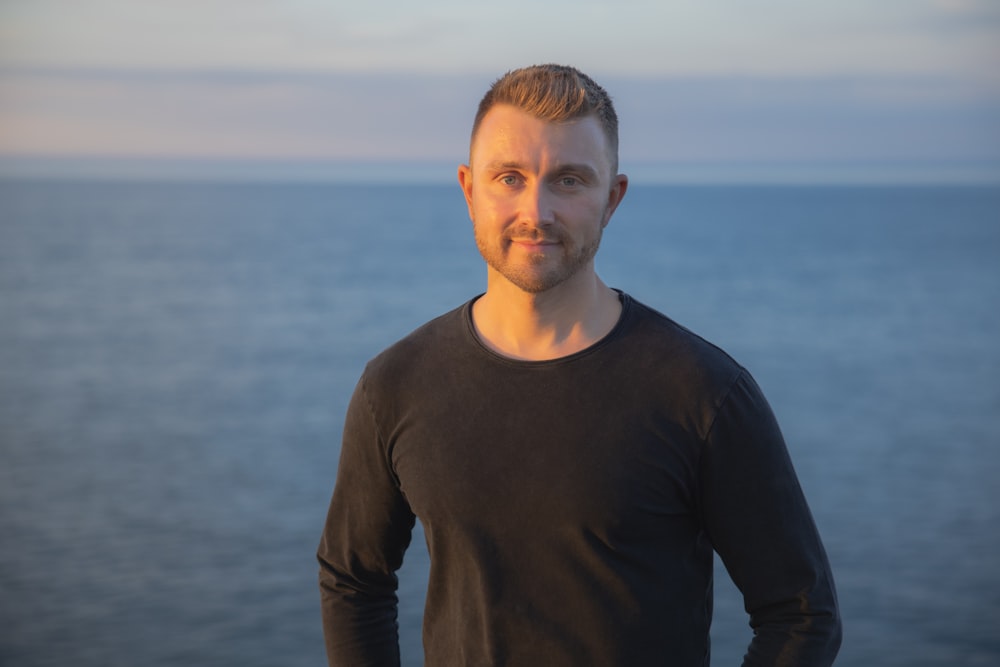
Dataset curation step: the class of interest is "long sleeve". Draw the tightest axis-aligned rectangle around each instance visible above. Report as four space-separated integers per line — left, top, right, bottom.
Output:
317 372 416 667
700 371 842 666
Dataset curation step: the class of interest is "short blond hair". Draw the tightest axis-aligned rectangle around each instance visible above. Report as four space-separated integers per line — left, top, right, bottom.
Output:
471 64 620 172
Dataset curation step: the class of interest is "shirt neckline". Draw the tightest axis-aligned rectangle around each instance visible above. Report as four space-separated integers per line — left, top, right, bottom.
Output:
462 290 634 367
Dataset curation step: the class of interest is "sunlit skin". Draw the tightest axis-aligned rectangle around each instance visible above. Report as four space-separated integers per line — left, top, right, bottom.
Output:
458 104 628 360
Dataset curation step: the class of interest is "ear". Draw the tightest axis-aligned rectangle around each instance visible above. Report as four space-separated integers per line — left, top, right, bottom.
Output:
601 173 629 228
457 164 475 220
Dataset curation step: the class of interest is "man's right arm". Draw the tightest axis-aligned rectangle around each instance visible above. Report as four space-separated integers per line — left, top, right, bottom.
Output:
317 373 416 667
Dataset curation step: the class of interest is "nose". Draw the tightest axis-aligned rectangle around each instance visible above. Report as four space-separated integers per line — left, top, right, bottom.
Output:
518 181 556 227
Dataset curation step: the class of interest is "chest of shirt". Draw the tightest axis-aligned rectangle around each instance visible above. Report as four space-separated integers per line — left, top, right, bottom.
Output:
383 370 704 545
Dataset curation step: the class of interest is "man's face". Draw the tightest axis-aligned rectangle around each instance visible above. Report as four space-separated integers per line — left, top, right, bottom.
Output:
458 104 626 294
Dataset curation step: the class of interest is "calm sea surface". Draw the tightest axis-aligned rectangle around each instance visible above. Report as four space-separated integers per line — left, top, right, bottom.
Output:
1 180 998 666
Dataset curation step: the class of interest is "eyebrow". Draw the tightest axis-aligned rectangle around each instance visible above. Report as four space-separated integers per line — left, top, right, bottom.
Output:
482 161 524 172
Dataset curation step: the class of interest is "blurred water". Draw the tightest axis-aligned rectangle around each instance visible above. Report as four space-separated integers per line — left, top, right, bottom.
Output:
1 180 998 666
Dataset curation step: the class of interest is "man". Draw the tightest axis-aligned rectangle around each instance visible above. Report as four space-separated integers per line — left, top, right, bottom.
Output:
318 64 842 666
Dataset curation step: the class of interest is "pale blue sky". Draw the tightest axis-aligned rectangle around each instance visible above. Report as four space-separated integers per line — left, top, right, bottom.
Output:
1 0 999 182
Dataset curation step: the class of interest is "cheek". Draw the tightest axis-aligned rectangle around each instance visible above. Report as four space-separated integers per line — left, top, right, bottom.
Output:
470 196 508 227
575 198 612 226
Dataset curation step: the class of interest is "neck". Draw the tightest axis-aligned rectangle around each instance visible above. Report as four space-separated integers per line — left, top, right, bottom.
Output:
472 270 622 361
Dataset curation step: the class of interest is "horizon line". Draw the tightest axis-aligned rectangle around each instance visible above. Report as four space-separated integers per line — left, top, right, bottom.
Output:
2 155 999 187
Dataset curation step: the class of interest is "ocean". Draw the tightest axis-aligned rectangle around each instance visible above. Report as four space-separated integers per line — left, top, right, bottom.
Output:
1 180 998 666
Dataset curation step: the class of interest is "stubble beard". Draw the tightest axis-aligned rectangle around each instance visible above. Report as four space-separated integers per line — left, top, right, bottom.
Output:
474 221 604 294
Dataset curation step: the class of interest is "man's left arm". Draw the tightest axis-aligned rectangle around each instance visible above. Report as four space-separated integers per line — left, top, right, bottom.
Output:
700 370 843 667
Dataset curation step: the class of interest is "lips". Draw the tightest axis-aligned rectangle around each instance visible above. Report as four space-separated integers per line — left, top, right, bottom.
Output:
505 229 561 245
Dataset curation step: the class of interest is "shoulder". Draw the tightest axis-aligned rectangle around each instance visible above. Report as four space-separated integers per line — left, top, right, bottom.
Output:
615 294 772 441
618 294 744 386
362 299 474 385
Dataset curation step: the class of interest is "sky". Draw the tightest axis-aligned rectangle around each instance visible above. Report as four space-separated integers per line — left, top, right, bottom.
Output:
1 0 999 182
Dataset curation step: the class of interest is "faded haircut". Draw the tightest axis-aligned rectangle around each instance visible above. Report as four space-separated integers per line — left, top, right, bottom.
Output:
470 64 620 173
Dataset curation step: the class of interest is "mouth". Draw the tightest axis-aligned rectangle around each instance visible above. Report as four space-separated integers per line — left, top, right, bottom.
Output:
510 238 558 245
510 239 559 251
508 231 560 244
505 226 562 252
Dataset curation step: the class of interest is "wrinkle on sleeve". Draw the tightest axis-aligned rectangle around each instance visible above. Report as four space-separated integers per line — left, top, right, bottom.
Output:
699 370 842 667
317 372 416 667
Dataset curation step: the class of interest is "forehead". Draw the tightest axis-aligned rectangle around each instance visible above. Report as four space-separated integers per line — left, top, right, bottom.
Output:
470 104 612 170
